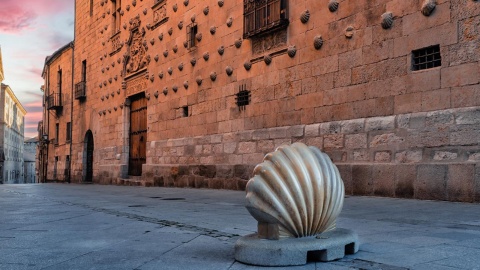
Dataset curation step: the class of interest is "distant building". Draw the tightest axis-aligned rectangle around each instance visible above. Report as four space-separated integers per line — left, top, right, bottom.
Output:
0 47 27 184
24 137 38 183
38 43 73 183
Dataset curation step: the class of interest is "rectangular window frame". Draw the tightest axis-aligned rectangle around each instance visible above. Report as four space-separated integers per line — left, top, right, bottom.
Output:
66 122 72 143
111 0 122 36
412 45 441 71
243 0 289 39
186 23 198 49
55 123 59 145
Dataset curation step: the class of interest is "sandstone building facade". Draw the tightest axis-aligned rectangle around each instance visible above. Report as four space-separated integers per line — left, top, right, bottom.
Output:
0 48 27 184
39 0 480 202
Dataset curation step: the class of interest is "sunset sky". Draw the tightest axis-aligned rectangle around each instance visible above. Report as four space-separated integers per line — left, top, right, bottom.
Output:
0 0 74 138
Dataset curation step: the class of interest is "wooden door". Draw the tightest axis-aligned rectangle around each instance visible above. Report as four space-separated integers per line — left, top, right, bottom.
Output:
129 93 147 176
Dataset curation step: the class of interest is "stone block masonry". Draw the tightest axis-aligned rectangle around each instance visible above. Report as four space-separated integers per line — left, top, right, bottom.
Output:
139 106 480 202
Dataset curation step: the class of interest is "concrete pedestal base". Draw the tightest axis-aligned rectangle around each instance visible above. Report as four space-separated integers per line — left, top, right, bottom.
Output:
234 228 359 266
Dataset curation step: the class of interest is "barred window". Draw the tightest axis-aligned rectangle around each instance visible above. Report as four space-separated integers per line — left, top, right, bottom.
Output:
243 0 288 38
412 45 441 71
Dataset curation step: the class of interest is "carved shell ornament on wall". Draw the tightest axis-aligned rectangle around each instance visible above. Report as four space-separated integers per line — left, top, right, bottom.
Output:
245 143 345 238
218 0 224 7
300 10 310 24
381 12 394 29
203 6 209 15
244 61 252 71
287 46 297 58
184 81 189 89
196 76 203 85
421 0 437 16
345 26 354 38
328 0 339 12
235 38 243 48
225 66 233 76
218 46 225 55
210 72 217 81
264 54 272 65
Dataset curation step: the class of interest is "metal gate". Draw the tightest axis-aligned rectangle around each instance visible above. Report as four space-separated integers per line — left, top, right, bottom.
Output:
85 130 94 182
128 93 147 176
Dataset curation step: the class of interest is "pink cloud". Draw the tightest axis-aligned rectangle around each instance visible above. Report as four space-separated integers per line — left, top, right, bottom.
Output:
24 107 43 138
0 0 73 33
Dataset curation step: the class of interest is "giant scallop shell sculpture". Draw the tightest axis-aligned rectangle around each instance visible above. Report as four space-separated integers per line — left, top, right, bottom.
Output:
245 143 344 238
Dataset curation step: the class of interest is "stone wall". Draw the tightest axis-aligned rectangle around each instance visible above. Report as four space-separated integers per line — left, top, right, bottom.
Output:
141 106 480 202
48 0 480 202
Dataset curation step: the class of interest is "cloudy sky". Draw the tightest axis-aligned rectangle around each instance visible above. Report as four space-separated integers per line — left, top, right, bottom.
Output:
0 0 74 138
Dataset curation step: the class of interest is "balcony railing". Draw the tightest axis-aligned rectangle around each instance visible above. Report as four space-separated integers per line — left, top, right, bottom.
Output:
75 81 86 99
47 93 62 110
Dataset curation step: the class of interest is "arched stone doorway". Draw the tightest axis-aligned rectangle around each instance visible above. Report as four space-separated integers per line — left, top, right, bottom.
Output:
83 130 94 182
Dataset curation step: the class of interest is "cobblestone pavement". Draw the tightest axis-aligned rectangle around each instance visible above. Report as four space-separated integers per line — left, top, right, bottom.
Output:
1 184 479 270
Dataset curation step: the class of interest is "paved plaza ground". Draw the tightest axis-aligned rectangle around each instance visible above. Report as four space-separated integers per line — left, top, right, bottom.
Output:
0 184 479 270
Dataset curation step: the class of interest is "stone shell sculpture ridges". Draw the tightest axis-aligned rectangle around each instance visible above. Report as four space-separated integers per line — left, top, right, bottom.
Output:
381 12 394 29
245 143 345 238
328 0 339 12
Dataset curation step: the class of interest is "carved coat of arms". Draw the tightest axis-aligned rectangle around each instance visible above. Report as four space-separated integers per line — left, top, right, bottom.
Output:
123 16 150 78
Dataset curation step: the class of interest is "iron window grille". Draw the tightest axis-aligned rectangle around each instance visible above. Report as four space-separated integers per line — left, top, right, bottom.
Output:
75 81 86 99
186 23 198 49
182 106 189 117
47 93 62 110
243 0 289 38
236 85 251 110
412 45 441 71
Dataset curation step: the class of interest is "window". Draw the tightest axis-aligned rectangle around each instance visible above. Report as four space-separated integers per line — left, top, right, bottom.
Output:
236 85 251 110
182 106 189 117
412 45 441 71
187 23 198 49
243 0 288 38
90 0 94 16
55 123 59 145
111 0 121 35
57 69 62 94
81 60 87 82
66 122 72 142
75 61 87 99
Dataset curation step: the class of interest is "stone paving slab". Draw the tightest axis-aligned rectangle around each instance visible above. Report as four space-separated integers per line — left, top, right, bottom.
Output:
0 184 480 270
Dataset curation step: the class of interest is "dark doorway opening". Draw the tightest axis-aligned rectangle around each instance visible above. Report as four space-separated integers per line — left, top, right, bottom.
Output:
84 130 94 182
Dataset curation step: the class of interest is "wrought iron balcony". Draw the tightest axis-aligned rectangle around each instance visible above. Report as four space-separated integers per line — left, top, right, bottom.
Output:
46 93 62 110
75 81 86 99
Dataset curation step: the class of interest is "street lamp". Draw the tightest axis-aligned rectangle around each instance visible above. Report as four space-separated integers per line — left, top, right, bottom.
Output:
42 134 49 143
